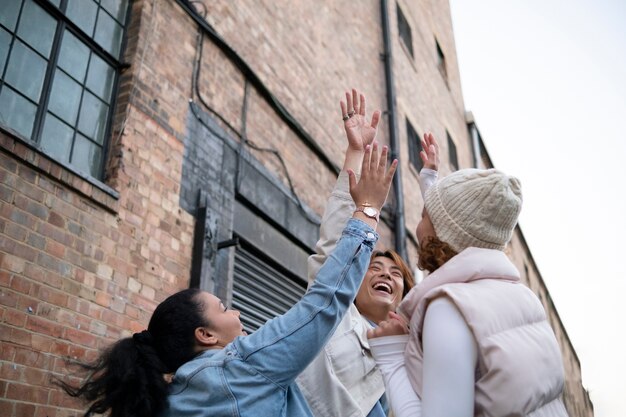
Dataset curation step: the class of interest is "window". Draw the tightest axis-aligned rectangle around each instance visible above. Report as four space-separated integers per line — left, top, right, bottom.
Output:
0 0 129 179
447 131 458 171
436 38 447 81
233 241 306 333
397 4 413 57
406 119 423 172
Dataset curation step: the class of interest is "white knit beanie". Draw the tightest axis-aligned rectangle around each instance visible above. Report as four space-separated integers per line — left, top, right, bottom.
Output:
424 168 523 252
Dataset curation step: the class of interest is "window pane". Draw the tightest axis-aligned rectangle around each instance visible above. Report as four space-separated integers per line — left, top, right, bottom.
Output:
0 86 37 138
0 28 11 72
101 0 128 23
48 69 82 125
78 91 108 144
40 113 72 163
57 30 89 82
94 10 123 58
47 0 61 7
4 40 47 102
86 53 114 102
71 133 102 177
0 1 22 32
66 0 97 37
17 0 57 58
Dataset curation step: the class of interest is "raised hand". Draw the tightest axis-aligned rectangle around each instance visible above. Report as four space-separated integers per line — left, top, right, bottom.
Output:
341 88 381 153
420 132 440 171
367 311 409 339
348 142 397 212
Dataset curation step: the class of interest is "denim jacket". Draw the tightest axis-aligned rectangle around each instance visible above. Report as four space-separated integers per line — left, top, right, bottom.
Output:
162 218 378 417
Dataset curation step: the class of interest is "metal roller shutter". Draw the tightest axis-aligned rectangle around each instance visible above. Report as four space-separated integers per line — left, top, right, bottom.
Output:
233 242 307 333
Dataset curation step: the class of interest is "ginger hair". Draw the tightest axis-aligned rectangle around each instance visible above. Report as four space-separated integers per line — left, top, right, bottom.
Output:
417 236 458 273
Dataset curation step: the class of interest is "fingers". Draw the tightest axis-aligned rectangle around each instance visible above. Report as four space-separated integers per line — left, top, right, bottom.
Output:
420 150 428 164
420 133 440 165
359 93 366 116
426 132 439 151
378 145 389 174
370 142 379 174
346 91 353 115
370 110 381 130
389 311 408 326
386 159 398 184
347 169 357 192
360 144 372 178
352 89 359 114
367 316 406 339
388 311 401 320
340 101 348 119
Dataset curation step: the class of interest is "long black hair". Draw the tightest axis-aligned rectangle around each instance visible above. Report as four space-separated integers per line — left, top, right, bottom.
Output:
56 288 209 417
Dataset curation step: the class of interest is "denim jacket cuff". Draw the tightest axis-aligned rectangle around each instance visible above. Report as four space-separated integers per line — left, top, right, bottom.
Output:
343 218 379 248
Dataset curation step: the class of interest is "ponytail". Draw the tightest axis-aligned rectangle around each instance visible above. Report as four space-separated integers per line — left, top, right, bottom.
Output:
57 288 209 417
56 332 168 417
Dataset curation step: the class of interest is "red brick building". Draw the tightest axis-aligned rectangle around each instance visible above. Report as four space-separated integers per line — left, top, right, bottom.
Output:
0 0 592 415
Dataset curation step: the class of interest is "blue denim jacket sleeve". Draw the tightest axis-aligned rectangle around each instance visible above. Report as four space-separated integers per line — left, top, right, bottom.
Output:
230 218 378 388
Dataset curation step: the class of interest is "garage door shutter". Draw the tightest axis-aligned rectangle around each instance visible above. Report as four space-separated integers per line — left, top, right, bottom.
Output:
233 242 307 332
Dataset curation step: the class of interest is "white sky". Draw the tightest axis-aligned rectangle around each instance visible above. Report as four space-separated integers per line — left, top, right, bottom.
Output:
448 1 626 415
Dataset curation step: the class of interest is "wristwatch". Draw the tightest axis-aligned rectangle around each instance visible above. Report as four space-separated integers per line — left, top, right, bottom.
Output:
355 206 380 222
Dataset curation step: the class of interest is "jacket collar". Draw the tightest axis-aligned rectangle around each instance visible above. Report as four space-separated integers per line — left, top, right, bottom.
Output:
398 247 520 320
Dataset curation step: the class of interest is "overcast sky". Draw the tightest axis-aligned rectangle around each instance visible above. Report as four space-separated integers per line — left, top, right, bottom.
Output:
448 1 626 415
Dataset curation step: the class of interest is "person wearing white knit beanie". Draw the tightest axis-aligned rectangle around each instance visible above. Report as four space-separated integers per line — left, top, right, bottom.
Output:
423 168 522 253
366 139 569 417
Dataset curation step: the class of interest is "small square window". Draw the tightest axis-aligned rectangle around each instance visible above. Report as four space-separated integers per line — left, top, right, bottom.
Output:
101 0 129 24
17 0 57 58
0 2 21 32
407 119 423 172
4 40 48 103
48 69 82 125
0 28 11 71
397 4 413 57
0 86 37 137
66 0 98 37
447 131 458 171
40 113 73 163
58 30 90 82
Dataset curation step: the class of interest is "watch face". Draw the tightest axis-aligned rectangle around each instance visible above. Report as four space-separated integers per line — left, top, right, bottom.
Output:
363 207 378 217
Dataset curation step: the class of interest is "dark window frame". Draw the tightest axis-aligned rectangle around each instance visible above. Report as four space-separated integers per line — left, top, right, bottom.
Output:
446 130 458 171
0 0 131 180
435 38 447 81
397 4 414 57
406 118 423 172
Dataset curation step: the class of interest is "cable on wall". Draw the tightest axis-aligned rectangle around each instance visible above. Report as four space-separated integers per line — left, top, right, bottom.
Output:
188 12 321 225
176 0 339 175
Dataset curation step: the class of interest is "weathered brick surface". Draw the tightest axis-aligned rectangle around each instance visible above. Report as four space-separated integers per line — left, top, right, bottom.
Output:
0 0 590 415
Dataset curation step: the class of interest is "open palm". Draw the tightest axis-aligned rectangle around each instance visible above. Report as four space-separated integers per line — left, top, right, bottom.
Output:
341 89 381 152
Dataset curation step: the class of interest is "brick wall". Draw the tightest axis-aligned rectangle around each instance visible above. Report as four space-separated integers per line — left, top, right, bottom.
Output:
0 0 592 415
0 107 194 416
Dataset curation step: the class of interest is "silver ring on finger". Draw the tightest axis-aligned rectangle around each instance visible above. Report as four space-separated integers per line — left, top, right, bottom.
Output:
342 114 350 121
347 111 355 117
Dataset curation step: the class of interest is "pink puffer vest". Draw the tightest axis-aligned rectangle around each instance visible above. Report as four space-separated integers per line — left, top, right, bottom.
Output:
398 247 568 416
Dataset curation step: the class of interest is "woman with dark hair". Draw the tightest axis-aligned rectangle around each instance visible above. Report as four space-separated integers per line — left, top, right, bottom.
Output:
58 131 398 416
367 161 568 416
296 92 439 417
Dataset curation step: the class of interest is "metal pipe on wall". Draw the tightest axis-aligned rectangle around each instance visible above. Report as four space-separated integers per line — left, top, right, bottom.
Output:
380 0 408 262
